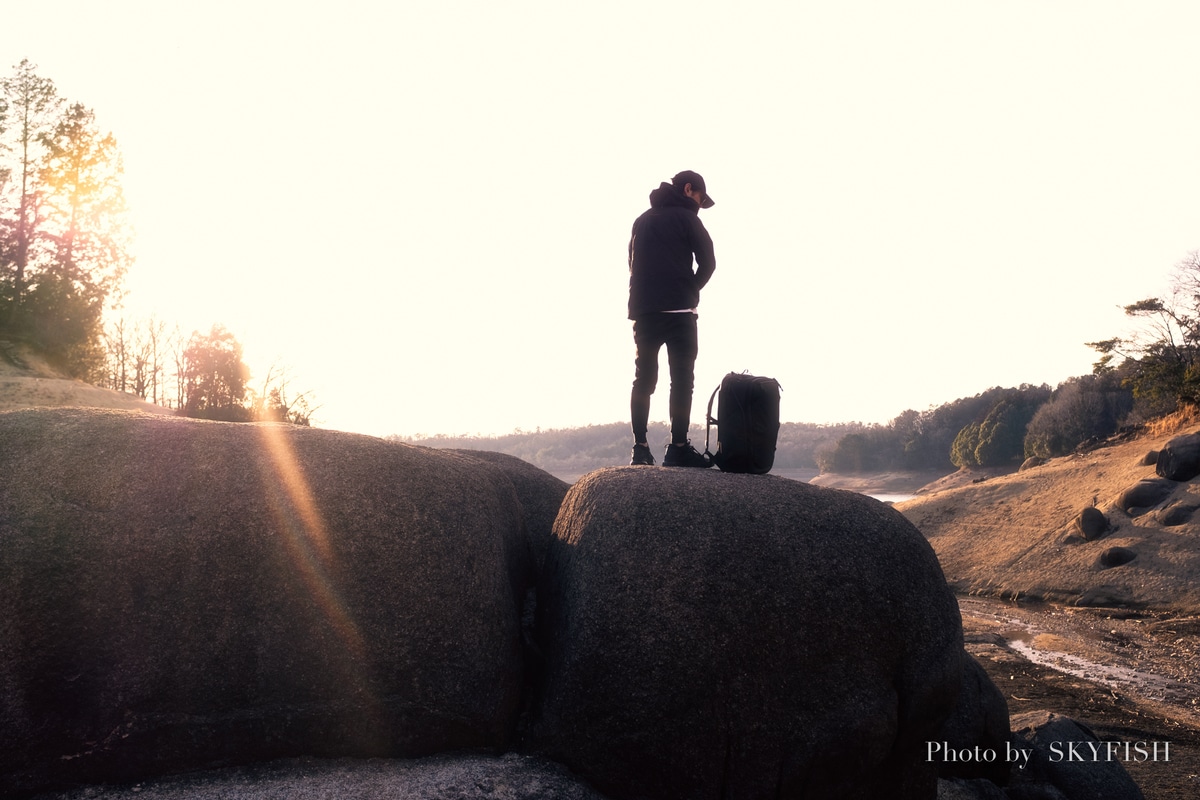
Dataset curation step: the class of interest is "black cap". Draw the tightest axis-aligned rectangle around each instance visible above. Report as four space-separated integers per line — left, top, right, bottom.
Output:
672 170 715 208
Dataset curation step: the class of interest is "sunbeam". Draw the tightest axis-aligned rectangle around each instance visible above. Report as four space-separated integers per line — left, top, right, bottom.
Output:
254 422 373 688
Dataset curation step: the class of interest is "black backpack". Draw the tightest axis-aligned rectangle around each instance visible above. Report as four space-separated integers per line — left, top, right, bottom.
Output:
703 372 782 474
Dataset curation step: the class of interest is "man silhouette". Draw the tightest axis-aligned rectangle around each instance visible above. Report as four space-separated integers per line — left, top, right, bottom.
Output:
627 170 716 468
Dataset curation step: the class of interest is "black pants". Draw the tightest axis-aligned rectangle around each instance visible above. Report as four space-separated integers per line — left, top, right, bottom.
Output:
631 312 698 445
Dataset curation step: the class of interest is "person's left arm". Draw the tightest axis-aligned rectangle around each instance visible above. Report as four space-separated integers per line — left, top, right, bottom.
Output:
691 217 716 290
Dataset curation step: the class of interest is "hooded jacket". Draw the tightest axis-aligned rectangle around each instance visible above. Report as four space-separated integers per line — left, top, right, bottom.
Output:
627 182 716 320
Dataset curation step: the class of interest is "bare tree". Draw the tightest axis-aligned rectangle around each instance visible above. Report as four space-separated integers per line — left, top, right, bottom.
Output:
129 322 150 399
104 316 129 391
144 315 167 405
1088 250 1200 406
251 359 319 426
170 322 185 410
103 315 173 406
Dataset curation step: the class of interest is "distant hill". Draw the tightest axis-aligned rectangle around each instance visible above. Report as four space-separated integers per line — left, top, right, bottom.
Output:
391 420 858 483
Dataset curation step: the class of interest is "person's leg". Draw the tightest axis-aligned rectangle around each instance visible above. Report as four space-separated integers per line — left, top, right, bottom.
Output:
663 313 699 445
630 316 666 445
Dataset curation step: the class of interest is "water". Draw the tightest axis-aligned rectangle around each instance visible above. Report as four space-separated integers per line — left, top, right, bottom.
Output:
869 493 916 504
1004 636 1196 704
961 598 1198 708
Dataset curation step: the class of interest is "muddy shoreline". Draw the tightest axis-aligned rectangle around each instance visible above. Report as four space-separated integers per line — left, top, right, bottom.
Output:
961 595 1200 798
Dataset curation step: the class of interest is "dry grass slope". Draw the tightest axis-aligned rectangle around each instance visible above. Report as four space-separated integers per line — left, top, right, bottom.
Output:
0 341 171 417
897 422 1200 615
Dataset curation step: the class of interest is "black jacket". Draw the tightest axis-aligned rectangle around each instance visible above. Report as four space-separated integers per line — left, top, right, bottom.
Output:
627 182 716 320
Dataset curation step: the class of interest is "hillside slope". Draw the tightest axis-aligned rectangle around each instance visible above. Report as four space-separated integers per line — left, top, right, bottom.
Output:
0 341 171 416
897 426 1200 614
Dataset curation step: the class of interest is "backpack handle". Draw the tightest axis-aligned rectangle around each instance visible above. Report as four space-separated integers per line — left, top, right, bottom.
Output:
703 382 721 458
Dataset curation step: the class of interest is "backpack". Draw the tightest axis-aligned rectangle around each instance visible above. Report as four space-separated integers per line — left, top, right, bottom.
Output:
703 372 782 474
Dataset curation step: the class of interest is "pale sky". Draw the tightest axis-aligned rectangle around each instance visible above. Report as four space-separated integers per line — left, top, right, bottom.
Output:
8 1 1199 437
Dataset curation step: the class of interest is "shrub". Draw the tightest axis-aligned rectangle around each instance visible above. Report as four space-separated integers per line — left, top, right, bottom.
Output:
1023 375 1133 459
1146 403 1200 437
950 423 982 468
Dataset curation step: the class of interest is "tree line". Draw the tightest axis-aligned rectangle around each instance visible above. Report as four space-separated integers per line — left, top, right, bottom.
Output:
797 251 1200 474
394 372 1131 480
102 319 316 425
0 60 314 425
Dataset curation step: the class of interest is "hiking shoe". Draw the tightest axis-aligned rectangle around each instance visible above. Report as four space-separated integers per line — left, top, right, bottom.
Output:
663 441 712 468
630 443 655 466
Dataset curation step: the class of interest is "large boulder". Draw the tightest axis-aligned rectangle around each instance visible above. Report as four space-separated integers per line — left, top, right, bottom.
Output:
22 754 610 800
0 409 533 797
448 449 570 570
1155 432 1200 481
1096 546 1137 570
1158 500 1200 526
1073 506 1108 541
529 467 964 799
1006 711 1145 800
932 656 1011 784
934 777 1010 798
1116 478 1174 516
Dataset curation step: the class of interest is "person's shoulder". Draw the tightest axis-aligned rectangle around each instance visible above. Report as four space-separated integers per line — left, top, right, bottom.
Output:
633 205 674 225
645 204 695 219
